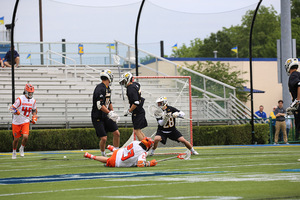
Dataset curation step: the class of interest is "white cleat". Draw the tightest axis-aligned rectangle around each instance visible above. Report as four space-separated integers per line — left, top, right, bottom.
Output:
191 150 199 155
19 146 24 157
12 152 17 159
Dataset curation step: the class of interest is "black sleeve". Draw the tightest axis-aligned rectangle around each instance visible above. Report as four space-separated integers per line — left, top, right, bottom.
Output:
95 86 106 106
290 73 300 89
127 87 140 105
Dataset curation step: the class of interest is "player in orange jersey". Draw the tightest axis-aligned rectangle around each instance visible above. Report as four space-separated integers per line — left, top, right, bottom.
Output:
9 84 38 159
84 137 157 167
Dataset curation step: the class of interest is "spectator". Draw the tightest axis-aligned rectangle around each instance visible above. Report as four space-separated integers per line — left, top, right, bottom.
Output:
269 106 277 142
255 105 267 123
285 114 293 141
274 100 288 145
3 46 20 68
0 56 4 68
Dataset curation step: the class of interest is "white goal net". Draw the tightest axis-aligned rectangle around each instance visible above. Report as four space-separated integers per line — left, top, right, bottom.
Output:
122 76 193 148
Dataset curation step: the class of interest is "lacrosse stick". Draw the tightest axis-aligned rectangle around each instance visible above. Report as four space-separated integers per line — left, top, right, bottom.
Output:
156 151 191 163
114 54 128 114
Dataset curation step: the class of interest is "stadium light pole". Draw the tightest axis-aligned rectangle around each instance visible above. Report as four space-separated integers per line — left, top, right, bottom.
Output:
39 0 44 65
249 0 263 144
11 0 20 104
134 0 145 76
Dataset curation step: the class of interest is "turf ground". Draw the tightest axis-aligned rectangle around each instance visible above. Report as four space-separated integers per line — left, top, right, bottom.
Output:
0 144 300 200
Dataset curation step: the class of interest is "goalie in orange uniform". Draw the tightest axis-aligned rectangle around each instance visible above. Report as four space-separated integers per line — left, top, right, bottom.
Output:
9 84 38 159
84 137 157 167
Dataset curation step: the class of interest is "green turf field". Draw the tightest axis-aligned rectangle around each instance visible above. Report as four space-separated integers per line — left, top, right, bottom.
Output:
0 145 300 200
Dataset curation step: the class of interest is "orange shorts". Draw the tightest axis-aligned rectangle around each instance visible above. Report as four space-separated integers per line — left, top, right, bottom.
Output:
106 149 119 167
12 123 30 138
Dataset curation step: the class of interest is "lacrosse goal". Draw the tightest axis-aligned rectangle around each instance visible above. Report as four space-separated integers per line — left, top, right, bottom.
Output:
122 76 193 148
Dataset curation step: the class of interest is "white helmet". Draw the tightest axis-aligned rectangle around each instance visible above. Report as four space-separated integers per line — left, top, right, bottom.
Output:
100 69 113 83
119 72 133 88
156 96 168 108
285 58 298 76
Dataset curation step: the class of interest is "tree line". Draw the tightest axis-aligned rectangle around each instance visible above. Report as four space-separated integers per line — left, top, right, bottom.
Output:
172 2 299 58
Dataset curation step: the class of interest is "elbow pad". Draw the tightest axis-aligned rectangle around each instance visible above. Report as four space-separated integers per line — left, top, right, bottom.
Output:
158 119 165 126
97 101 101 110
133 100 140 106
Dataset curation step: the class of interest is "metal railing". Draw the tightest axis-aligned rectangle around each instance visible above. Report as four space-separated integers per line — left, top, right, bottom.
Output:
115 40 236 100
46 50 77 80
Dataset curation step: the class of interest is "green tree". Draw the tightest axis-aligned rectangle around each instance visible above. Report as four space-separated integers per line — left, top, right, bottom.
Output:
171 5 281 58
179 61 248 102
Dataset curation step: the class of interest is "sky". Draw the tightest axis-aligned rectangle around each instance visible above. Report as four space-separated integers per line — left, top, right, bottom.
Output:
0 0 281 56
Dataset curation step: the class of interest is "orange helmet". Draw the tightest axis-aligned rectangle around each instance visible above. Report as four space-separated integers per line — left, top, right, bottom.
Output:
141 137 154 151
24 84 34 99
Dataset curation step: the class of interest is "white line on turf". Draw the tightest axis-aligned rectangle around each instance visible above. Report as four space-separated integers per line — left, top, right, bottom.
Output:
0 183 175 197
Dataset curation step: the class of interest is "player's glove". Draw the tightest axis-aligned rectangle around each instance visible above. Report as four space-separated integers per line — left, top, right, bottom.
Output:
124 109 132 117
108 111 120 123
9 106 20 115
149 159 157 167
162 112 171 125
31 115 38 124
286 99 300 115
291 99 300 109
172 112 179 118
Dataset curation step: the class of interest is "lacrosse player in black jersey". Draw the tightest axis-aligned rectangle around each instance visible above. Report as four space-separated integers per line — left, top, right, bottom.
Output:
119 72 147 141
149 96 198 156
285 58 300 141
91 69 120 156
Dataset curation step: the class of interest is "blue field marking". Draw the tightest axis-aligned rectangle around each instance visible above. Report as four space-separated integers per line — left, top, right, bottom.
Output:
281 169 300 172
0 171 224 185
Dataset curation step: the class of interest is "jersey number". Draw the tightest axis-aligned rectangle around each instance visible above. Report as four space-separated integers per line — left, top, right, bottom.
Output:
22 107 32 117
121 143 135 161
164 117 174 128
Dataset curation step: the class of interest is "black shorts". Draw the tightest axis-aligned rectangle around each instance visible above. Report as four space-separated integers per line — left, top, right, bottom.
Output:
156 129 183 145
132 112 147 130
92 117 118 138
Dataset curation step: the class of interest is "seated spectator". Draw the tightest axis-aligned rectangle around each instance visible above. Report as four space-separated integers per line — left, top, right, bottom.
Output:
3 46 20 68
255 105 267 123
0 57 4 68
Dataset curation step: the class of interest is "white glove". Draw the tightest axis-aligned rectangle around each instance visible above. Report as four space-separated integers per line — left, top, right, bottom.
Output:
124 109 132 117
172 112 179 118
108 111 120 123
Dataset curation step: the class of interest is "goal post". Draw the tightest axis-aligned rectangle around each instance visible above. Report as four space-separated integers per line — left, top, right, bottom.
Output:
122 76 193 148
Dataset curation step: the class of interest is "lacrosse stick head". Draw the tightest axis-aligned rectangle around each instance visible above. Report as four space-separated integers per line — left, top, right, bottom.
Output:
148 104 164 118
113 55 120 65
177 150 191 160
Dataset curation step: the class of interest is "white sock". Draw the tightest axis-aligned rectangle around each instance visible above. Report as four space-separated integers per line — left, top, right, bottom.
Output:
190 147 195 152
13 149 16 153
101 151 106 156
